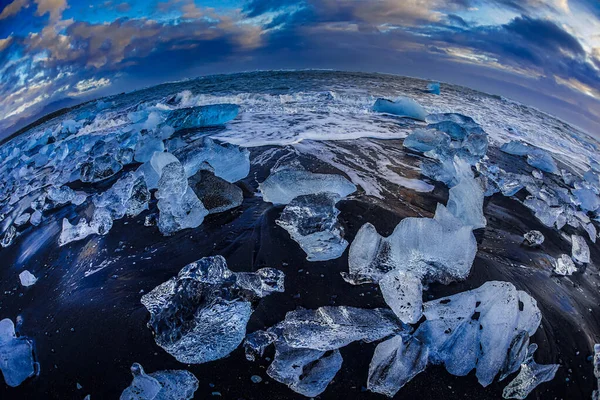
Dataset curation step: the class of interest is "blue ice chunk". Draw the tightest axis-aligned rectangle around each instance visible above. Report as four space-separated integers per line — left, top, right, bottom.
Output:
134 137 165 163
502 344 559 399
500 141 558 174
427 82 440 95
403 129 450 153
572 188 600 212
0 318 36 387
166 104 239 130
427 121 467 140
120 363 199 400
372 97 427 121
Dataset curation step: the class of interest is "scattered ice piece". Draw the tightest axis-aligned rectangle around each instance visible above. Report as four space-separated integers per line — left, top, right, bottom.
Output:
500 141 558 174
250 375 262 383
141 256 284 364
134 137 165 163
502 344 559 399
553 254 577 276
0 318 36 387
532 170 543 180
367 336 429 397
120 363 198 400
403 129 450 153
572 188 600 212
14 213 30 227
80 155 123 183
166 104 239 130
260 169 356 205
523 230 544 247
415 281 542 387
19 270 37 287
592 344 600 400
427 121 467 140
446 161 486 229
427 82 440 95
571 234 590 264
188 170 243 215
276 192 347 261
372 97 427 121
378 270 423 324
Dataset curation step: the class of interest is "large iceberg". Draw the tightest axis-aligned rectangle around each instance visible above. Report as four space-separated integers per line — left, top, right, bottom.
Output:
372 97 427 121
0 318 37 387
120 363 198 400
276 192 348 261
260 169 356 205
165 104 239 130
141 256 284 364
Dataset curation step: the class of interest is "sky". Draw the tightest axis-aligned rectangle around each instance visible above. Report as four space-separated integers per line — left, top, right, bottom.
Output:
0 0 599 136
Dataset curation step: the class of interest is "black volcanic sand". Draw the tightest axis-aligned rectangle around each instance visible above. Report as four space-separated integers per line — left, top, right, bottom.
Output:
0 139 599 400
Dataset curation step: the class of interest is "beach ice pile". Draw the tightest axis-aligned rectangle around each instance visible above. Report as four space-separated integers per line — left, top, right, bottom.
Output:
141 256 284 364
261 169 357 261
0 318 37 387
120 363 198 400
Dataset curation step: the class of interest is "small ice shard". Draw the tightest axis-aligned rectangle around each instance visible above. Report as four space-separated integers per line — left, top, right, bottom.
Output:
259 169 356 205
403 129 450 153
14 213 30 227
166 104 239 130
120 363 199 400
571 234 590 264
414 281 542 387
0 318 36 387
134 136 165 163
523 230 544 247
427 82 440 95
126 176 151 217
378 270 423 324
174 137 250 182
141 256 284 364
372 97 427 121
532 169 543 180
593 344 600 400
276 192 348 261
80 155 123 183
446 161 486 229
30 210 42 226
188 170 243 215
156 161 208 235
553 254 577 276
367 336 429 397
58 214 102 246
500 141 558 174
345 215 476 285
19 270 37 287
502 344 559 399
267 343 343 397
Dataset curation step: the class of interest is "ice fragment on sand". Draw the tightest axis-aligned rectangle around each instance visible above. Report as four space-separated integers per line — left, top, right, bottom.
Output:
260 169 356 205
523 230 544 247
58 207 113 246
372 97 427 121
571 234 590 264
276 192 347 261
165 104 239 130
502 344 559 399
500 141 558 174
446 161 486 229
367 336 429 397
593 344 600 400
0 318 36 387
80 155 123 183
378 270 423 324
141 256 284 364
134 137 165 163
188 170 243 215
554 254 577 275
19 270 37 287
427 82 440 95
120 363 198 400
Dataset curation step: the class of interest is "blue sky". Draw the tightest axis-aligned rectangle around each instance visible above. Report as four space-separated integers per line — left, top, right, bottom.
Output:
0 0 599 135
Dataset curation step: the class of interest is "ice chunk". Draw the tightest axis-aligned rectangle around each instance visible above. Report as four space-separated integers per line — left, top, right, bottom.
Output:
188 170 243 215
593 344 600 400
0 318 36 387
58 207 113 246
572 188 600 212
166 104 239 129
553 254 577 276
14 213 30 227
19 270 37 287
427 82 440 95
80 155 123 183
134 137 165 163
414 281 542 387
174 137 250 182
427 121 467 140
571 234 590 264
141 256 284 364
126 176 150 217
403 129 450 153
502 344 559 399
379 270 423 324
372 97 427 121
500 141 558 174
345 216 476 285
446 163 486 229
267 343 342 398
120 363 198 400
260 169 356 205
523 230 544 247
276 192 347 261
367 336 429 397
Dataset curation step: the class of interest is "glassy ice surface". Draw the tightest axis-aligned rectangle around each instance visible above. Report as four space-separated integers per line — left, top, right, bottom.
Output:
188 170 243 214
120 363 199 400
276 192 348 261
165 104 239 130
446 161 486 229
18 270 37 287
260 169 357 205
378 270 423 324
593 344 600 400
372 97 427 120
500 141 558 174
502 345 559 400
571 234 590 264
523 230 544 247
403 129 450 153
0 318 36 387
141 256 284 364
427 82 441 95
